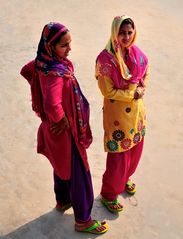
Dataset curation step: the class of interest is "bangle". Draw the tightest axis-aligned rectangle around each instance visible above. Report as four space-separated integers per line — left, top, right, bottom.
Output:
136 87 143 95
134 91 139 99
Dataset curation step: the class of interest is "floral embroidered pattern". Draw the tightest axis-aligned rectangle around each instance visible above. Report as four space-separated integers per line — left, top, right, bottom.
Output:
140 54 144 66
110 58 118 67
130 128 134 134
74 85 79 94
121 139 132 150
47 22 54 29
76 102 80 110
112 130 125 141
114 120 120 126
99 63 112 76
141 126 146 136
78 118 83 126
133 132 141 144
114 16 121 20
106 140 118 151
133 56 137 65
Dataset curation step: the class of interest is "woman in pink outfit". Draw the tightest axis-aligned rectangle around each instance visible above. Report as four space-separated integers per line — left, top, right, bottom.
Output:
20 22 108 234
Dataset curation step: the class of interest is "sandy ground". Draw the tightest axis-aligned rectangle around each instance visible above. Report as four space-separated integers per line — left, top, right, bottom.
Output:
0 0 183 238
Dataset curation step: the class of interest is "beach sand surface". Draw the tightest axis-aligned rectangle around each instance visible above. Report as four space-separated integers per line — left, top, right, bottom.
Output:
0 0 183 238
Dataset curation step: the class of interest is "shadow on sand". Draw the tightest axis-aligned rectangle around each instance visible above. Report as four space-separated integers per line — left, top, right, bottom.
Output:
2 196 119 239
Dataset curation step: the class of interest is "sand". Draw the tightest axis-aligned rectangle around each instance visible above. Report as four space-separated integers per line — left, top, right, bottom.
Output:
0 0 183 238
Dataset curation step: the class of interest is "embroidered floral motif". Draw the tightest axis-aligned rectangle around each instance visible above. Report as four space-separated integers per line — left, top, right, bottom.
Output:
114 120 120 126
78 119 83 126
114 39 120 52
99 63 112 76
114 16 121 20
112 130 125 141
110 58 118 67
133 132 141 144
47 22 54 29
140 54 144 66
74 85 79 94
141 126 146 136
106 140 118 151
130 128 134 134
121 139 132 150
43 22 54 41
133 56 137 65
76 102 80 110
138 120 143 131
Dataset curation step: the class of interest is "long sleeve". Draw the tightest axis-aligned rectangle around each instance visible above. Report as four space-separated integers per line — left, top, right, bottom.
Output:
143 64 150 87
95 55 135 102
97 75 135 102
20 60 35 84
44 76 65 123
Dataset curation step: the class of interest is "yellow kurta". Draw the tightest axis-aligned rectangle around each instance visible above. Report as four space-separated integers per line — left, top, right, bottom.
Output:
96 61 150 153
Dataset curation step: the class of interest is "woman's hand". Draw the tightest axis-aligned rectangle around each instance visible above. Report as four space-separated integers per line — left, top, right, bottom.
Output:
50 116 70 135
134 86 145 99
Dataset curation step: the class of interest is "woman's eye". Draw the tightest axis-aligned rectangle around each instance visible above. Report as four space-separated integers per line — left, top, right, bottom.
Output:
119 31 125 35
60 44 67 48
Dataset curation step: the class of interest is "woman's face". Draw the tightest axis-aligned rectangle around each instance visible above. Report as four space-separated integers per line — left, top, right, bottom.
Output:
52 32 71 58
117 23 135 49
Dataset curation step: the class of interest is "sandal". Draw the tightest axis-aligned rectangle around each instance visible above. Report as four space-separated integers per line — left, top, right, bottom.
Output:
101 197 123 213
125 179 136 195
55 203 72 212
75 220 108 234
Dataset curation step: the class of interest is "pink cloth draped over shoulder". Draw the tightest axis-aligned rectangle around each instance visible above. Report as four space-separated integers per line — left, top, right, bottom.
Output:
97 45 148 89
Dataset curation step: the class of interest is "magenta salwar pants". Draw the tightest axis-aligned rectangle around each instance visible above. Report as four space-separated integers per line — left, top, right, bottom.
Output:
101 138 144 201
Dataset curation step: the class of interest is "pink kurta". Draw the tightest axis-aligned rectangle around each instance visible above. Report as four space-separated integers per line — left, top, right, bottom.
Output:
21 61 89 180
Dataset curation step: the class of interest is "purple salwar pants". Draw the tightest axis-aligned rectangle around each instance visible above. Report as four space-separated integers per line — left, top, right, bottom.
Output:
54 140 94 223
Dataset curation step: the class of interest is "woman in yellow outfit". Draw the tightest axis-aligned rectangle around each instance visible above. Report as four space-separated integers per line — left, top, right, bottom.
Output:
95 15 150 213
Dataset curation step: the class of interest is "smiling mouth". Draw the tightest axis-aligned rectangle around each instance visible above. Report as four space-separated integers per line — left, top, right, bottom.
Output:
123 40 129 44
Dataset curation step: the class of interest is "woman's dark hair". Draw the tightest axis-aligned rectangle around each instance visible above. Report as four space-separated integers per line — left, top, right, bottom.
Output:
50 30 68 46
120 18 135 29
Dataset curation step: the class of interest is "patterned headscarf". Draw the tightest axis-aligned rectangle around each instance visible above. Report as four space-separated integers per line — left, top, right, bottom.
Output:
21 22 69 121
21 22 92 148
105 15 137 80
36 22 69 76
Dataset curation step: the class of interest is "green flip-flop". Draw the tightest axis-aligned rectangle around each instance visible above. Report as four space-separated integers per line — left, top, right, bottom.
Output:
75 220 108 234
126 179 136 195
101 198 123 213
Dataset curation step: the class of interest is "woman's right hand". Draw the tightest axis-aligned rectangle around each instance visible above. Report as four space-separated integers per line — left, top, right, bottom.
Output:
50 116 70 135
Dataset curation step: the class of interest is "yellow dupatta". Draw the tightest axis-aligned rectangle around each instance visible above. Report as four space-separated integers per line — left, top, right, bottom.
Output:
105 15 137 80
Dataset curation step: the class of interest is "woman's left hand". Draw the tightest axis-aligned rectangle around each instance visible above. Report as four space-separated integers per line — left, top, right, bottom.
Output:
50 116 70 135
